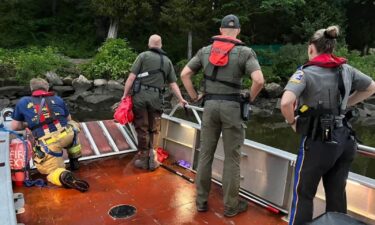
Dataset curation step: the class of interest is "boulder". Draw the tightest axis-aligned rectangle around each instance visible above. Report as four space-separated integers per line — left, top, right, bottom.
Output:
62 76 73 86
83 94 115 105
72 75 92 94
51 86 75 97
93 86 107 95
357 108 372 117
65 91 91 101
45 71 63 86
94 79 107 87
116 78 125 84
10 99 19 106
363 102 375 111
0 98 10 109
364 96 375 105
264 82 283 98
107 80 124 90
0 86 30 98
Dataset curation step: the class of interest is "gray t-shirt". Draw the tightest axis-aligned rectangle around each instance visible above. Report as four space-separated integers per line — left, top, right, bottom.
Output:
285 64 372 110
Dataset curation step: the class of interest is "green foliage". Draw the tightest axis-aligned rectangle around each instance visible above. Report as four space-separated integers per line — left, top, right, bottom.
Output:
335 47 375 79
81 39 137 80
0 47 70 84
91 0 152 18
0 0 98 58
175 59 204 90
261 66 280 83
290 0 346 41
261 0 305 10
268 44 308 82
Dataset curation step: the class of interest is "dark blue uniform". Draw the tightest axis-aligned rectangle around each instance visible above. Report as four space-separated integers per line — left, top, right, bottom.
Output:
12 95 69 138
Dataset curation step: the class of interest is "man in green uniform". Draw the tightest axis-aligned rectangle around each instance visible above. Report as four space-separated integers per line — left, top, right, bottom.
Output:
122 34 187 171
181 15 264 217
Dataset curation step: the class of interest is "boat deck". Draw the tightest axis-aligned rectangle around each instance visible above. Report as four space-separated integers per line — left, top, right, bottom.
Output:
14 154 287 225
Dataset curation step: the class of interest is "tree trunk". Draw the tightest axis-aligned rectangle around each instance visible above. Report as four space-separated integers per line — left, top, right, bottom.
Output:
52 0 57 16
363 44 369 55
107 18 119 39
187 30 193 59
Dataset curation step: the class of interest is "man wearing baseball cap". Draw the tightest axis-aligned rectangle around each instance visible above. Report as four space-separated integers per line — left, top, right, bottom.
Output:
181 14 264 217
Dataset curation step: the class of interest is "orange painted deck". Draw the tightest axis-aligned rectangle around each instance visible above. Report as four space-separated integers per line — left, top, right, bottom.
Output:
14 154 288 225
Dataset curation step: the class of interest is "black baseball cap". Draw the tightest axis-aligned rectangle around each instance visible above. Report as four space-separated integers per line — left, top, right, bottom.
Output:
221 14 240 29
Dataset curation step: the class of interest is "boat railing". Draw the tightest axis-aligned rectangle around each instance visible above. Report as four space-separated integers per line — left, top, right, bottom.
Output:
0 132 17 225
170 104 375 158
163 104 375 223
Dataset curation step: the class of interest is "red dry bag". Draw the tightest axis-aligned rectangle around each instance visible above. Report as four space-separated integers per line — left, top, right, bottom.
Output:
114 96 134 125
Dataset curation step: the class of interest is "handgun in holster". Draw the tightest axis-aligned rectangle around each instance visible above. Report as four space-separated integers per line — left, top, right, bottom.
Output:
240 92 251 121
295 105 313 136
132 79 141 94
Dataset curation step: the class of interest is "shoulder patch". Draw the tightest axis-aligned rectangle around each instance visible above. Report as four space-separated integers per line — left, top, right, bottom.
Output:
289 70 304 84
27 102 34 109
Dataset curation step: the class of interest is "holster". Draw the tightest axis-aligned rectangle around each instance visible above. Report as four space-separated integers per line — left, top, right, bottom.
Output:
132 79 141 94
240 93 251 121
296 116 313 136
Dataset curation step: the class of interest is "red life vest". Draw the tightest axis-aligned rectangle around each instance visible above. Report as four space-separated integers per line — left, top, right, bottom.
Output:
208 35 244 67
304 53 347 68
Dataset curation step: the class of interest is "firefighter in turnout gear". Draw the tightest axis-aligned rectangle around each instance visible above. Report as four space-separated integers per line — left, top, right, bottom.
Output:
122 34 187 171
281 26 375 225
181 14 265 217
11 78 89 192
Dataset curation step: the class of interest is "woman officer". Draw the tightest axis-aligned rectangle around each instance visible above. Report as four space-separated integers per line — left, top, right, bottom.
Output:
281 25 375 225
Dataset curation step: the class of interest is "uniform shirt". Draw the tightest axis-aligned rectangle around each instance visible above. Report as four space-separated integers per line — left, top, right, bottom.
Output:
285 64 372 110
131 50 177 90
12 95 69 137
187 45 260 94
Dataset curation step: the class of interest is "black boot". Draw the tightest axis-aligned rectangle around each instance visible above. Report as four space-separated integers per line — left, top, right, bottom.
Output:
133 151 149 170
69 158 80 171
59 171 89 192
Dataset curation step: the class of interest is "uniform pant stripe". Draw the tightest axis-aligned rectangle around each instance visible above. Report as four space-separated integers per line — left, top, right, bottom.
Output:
289 136 307 225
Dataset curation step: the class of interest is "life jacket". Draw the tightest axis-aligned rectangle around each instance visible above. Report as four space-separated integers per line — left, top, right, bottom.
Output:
136 48 167 83
29 90 64 138
204 35 245 90
304 53 347 68
209 35 245 66
303 53 348 114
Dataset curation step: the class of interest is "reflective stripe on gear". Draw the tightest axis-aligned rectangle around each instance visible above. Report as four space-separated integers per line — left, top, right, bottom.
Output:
38 127 72 145
68 144 82 158
47 167 67 186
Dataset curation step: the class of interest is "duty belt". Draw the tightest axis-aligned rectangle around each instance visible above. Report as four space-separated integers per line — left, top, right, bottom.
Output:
140 85 160 93
204 93 241 103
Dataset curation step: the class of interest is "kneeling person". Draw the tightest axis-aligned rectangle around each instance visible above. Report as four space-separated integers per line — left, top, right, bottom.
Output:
11 78 89 192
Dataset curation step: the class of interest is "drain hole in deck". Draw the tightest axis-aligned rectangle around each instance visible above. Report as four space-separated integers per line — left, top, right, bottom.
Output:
108 204 136 219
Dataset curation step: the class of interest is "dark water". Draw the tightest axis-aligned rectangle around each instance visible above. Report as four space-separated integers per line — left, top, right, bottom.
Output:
247 114 375 180
72 110 375 179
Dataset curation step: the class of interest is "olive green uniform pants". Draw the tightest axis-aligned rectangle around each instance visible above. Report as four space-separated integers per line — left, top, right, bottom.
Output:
132 90 162 152
196 100 245 210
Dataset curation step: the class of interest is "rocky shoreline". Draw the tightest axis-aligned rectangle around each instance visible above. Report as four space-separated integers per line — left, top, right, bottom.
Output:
1 72 375 126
